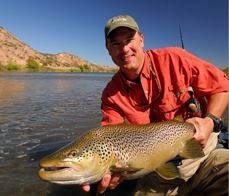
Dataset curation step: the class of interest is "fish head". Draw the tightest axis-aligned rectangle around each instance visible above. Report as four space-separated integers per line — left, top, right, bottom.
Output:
38 130 114 185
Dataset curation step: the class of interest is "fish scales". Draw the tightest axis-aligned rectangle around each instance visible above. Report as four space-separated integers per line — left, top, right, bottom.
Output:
38 120 204 185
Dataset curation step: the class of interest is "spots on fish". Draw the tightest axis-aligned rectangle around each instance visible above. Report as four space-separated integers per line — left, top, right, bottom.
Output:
47 121 194 168
103 121 195 163
59 128 114 165
39 119 202 186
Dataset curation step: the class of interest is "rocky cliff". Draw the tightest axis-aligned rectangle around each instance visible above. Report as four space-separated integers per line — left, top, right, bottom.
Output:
0 27 115 72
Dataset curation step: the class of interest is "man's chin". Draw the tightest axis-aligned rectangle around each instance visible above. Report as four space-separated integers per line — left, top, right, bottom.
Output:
120 60 133 67
120 64 132 69
120 64 138 72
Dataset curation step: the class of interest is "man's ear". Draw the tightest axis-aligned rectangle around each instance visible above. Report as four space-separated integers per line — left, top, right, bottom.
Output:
106 41 111 55
140 33 144 48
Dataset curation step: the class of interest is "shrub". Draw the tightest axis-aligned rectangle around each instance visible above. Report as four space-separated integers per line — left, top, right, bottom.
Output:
0 63 4 71
79 64 90 72
6 62 20 71
27 58 40 70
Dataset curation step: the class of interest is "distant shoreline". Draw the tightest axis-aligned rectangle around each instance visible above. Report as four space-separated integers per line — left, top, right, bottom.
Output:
0 63 118 73
0 65 227 75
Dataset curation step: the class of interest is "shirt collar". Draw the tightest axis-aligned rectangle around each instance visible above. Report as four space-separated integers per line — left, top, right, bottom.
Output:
141 51 152 79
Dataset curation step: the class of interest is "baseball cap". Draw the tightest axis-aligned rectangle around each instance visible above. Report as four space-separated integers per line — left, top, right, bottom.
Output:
104 15 139 39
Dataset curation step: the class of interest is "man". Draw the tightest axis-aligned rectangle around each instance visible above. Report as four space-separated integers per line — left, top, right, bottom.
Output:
82 15 229 195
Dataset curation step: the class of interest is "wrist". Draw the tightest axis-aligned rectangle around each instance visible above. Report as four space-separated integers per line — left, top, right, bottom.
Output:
205 115 214 127
205 113 223 133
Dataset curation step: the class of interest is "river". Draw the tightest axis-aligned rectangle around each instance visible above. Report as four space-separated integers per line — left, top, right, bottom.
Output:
0 72 137 196
0 72 227 196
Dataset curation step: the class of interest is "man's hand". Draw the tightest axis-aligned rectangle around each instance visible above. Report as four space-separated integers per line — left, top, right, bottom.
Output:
81 173 123 194
186 116 214 147
81 183 90 192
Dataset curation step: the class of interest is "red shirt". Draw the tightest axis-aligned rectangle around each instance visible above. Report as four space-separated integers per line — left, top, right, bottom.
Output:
101 47 229 126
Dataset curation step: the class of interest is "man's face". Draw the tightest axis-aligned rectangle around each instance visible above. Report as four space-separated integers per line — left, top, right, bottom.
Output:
106 27 144 72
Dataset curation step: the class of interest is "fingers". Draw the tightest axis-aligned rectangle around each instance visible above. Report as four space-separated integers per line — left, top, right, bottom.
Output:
97 173 123 194
82 173 123 194
186 117 200 131
186 117 210 147
193 132 205 147
97 173 111 194
109 173 123 189
81 183 90 192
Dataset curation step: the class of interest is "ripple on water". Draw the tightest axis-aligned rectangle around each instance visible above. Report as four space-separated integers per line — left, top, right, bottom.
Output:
0 73 113 195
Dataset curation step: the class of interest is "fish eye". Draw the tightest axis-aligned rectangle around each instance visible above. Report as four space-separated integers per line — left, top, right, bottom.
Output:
68 150 78 158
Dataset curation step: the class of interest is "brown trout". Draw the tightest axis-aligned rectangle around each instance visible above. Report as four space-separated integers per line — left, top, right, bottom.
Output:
38 120 204 185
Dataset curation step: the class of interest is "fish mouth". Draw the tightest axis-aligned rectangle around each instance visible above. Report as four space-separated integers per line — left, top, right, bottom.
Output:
38 167 73 180
38 166 76 180
39 167 77 184
40 166 69 172
38 166 104 185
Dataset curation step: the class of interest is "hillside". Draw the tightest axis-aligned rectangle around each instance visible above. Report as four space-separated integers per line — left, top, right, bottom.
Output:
0 27 115 72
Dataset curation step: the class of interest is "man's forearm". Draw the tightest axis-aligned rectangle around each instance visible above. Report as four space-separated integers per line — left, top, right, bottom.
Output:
206 92 229 118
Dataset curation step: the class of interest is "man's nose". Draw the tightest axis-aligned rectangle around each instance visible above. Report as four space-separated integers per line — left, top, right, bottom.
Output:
120 42 130 52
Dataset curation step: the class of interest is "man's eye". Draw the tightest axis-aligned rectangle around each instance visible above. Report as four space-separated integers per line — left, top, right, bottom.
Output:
126 38 134 43
111 42 120 47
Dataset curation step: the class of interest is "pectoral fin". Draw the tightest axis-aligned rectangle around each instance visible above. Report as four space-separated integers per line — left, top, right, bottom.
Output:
179 138 205 158
155 162 180 180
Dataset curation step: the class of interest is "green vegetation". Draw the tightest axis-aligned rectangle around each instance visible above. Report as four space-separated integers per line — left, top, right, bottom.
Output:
0 60 116 73
6 62 20 71
0 63 4 71
69 68 81 72
26 58 40 70
79 64 90 72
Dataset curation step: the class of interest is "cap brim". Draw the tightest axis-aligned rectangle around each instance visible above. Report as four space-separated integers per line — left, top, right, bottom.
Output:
106 25 139 39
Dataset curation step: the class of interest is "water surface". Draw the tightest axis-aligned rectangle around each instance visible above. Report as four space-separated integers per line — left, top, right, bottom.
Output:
0 72 136 196
2 72 227 196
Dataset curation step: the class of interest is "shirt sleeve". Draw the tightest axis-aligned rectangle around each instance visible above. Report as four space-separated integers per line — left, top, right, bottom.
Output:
175 48 229 97
101 90 124 126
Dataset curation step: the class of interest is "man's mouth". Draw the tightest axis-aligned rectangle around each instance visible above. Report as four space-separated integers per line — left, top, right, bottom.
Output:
121 54 134 62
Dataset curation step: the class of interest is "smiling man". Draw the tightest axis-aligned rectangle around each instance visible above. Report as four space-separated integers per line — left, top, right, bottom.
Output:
82 15 229 195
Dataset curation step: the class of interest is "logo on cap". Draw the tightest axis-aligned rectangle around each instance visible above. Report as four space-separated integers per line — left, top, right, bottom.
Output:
104 15 139 39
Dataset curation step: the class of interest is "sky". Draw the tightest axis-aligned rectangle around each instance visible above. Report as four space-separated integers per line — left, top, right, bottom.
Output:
0 0 228 67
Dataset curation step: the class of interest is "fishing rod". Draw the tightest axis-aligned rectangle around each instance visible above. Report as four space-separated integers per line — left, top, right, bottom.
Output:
179 24 185 49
